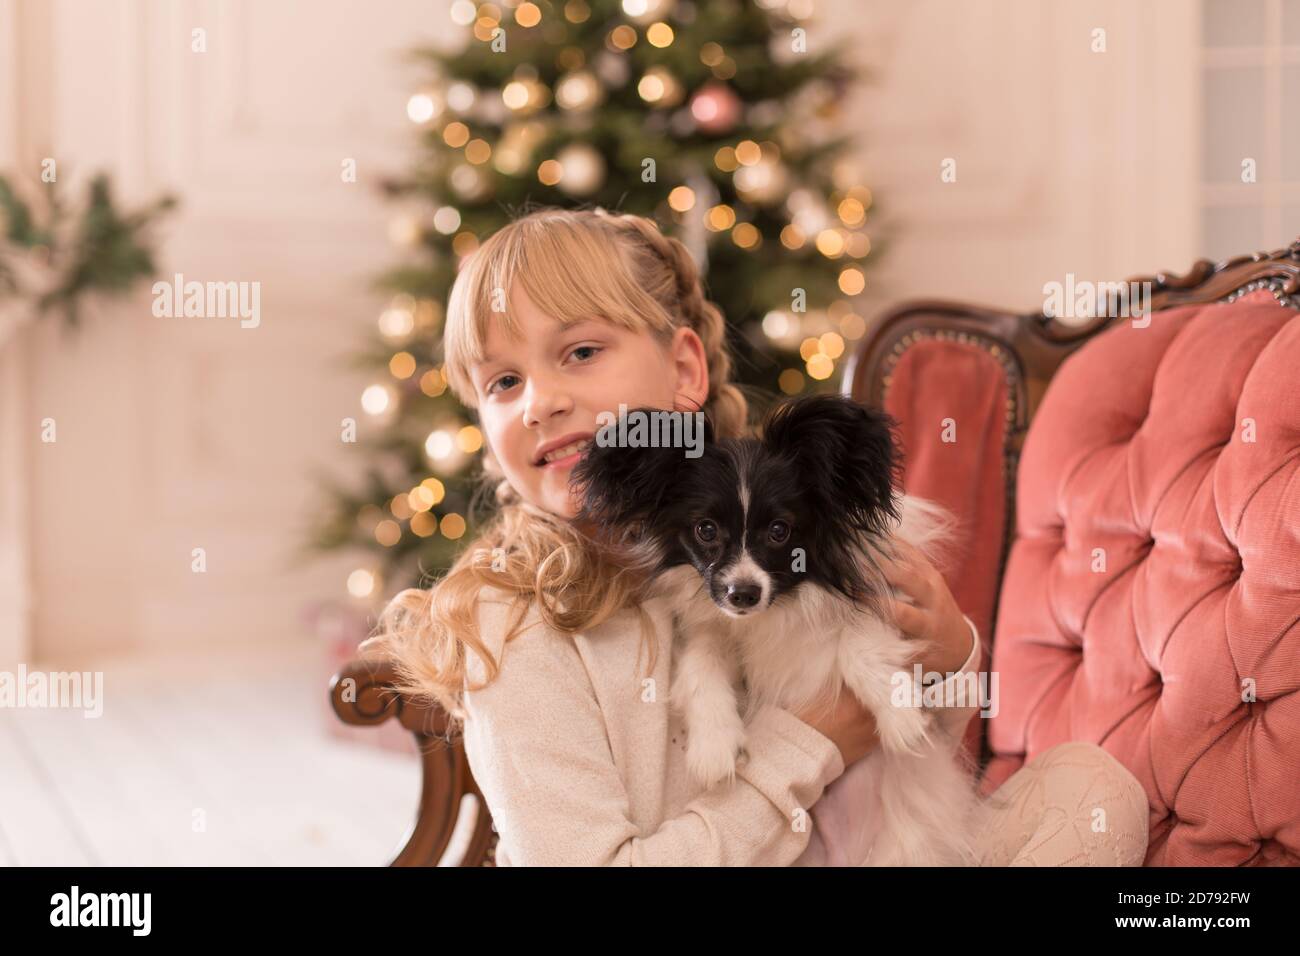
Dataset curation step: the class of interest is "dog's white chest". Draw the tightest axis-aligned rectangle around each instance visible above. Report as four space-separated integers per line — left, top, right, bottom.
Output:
727 595 901 715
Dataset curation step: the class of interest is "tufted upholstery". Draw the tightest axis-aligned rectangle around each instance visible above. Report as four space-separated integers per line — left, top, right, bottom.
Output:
982 289 1300 866
883 336 1010 767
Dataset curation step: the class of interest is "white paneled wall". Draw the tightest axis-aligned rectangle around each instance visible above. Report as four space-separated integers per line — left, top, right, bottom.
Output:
4 0 439 658
0 0 30 669
818 0 1200 312
1199 0 1300 260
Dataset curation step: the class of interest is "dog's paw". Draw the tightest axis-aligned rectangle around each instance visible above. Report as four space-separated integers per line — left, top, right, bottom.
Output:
685 716 747 788
874 706 933 757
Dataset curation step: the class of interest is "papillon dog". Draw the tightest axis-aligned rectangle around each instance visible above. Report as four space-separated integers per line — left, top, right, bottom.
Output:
573 394 987 866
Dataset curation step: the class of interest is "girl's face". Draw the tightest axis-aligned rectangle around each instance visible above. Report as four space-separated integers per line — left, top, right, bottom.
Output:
468 285 710 519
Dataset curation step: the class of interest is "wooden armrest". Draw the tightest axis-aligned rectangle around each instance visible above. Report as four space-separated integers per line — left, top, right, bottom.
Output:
329 657 497 866
329 655 448 736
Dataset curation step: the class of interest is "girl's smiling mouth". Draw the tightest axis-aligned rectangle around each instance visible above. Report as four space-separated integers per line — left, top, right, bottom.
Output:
533 433 594 468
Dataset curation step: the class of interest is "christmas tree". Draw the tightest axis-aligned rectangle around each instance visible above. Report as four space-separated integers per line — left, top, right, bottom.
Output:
307 0 875 601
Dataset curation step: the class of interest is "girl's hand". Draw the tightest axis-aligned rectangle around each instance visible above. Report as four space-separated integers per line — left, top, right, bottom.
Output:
793 688 880 768
795 543 973 767
878 540 973 677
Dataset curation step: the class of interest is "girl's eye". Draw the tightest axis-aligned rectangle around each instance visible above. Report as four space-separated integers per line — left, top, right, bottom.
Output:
768 520 791 544
487 374 520 395
695 519 718 544
568 344 602 363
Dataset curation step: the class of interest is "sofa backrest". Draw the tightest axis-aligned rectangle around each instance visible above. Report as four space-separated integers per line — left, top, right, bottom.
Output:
986 285 1299 866
845 241 1300 865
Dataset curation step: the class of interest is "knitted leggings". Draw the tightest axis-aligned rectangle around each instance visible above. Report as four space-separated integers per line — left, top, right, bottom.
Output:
973 741 1149 866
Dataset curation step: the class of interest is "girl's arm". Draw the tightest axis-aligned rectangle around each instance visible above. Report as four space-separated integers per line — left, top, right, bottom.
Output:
928 614 983 743
879 540 986 743
461 594 845 867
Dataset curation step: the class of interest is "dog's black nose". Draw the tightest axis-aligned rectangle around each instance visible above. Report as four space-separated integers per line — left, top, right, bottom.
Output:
726 584 761 609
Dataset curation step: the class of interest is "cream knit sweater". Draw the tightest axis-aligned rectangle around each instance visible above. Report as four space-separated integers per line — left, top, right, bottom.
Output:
461 585 982 866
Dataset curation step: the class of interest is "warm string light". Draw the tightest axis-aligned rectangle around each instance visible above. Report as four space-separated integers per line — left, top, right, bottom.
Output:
778 369 805 395
354 473 462 552
347 568 377 598
400 43 870 282
360 384 393 416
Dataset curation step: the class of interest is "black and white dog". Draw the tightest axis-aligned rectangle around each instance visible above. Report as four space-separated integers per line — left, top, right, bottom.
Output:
573 394 986 866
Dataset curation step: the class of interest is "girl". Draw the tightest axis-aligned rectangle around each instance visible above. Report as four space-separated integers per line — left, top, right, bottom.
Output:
365 206 1149 867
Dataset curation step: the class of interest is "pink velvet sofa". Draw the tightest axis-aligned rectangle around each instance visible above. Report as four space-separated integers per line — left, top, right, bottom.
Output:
845 239 1300 866
334 240 1300 866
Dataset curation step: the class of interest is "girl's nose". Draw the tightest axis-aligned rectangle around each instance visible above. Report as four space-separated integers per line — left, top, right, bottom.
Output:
522 373 574 427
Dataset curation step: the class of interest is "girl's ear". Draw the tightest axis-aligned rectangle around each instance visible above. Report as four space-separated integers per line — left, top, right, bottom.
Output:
669 326 709 413
761 395 902 537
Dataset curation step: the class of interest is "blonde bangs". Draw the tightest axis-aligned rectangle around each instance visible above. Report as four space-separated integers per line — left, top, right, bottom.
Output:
442 211 675 404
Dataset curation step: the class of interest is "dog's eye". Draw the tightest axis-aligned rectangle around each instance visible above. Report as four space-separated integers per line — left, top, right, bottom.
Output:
768 520 791 544
694 520 718 543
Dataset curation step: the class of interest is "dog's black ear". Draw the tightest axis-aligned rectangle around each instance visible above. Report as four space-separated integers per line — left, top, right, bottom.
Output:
760 395 902 537
570 409 689 529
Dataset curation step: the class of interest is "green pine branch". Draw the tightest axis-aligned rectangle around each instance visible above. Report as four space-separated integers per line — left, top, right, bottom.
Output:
0 171 177 329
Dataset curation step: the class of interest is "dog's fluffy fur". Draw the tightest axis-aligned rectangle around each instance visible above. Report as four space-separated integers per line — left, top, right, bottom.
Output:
574 395 988 866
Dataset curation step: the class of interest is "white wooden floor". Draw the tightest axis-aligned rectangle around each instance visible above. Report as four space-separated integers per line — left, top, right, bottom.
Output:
0 641 421 866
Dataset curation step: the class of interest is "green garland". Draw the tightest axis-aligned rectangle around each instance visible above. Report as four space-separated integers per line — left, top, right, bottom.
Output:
0 172 176 330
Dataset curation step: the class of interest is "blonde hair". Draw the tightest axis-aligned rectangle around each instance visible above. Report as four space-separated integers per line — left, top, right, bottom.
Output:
360 206 751 728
